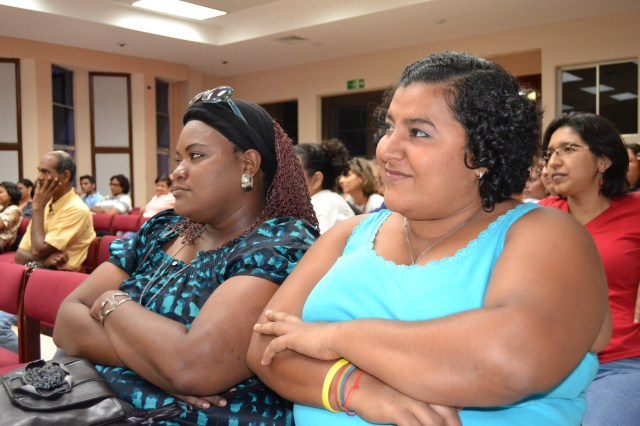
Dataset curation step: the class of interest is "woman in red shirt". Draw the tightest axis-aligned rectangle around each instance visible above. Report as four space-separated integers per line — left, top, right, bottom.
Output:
539 112 640 426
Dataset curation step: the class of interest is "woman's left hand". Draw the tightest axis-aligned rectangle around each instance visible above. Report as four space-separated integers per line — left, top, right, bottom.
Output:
254 310 339 365
170 393 228 410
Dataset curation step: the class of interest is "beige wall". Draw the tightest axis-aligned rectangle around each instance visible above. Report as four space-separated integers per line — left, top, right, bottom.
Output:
1 9 639 204
226 9 640 143
0 35 188 205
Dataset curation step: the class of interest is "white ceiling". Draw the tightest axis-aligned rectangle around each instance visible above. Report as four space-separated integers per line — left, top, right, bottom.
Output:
0 0 639 77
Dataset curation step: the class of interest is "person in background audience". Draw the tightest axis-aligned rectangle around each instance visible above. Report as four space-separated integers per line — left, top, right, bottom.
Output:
54 89 318 425
339 157 384 213
92 174 132 215
0 181 24 353
3 151 95 353
15 151 95 270
16 178 34 218
521 158 547 202
540 163 558 197
626 143 640 192
248 51 609 426
295 139 354 234
539 112 640 426
142 174 175 218
79 174 103 209
0 181 23 253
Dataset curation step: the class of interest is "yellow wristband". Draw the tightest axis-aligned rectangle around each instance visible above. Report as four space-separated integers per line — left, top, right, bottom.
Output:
322 358 350 412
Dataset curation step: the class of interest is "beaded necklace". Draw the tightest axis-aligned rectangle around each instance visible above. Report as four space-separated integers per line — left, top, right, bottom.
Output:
138 215 265 307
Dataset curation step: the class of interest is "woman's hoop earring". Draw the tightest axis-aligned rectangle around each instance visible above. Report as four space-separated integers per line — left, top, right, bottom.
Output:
241 174 254 191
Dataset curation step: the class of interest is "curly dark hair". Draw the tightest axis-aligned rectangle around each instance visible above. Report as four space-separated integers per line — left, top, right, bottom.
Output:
374 51 542 211
294 138 350 192
110 174 130 194
542 112 629 198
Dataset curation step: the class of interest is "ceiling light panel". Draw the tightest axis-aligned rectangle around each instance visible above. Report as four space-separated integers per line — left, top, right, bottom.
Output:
132 0 226 20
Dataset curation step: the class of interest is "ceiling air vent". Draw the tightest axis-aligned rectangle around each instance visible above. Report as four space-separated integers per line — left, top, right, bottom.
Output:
274 35 308 44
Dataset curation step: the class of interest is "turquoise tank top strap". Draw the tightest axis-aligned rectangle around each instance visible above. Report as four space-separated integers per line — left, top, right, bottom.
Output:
343 209 392 255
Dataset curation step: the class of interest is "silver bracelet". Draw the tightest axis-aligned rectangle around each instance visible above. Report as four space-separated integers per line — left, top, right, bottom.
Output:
98 292 133 324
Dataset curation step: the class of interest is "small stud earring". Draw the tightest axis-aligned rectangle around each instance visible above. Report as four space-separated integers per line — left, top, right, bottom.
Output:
477 171 485 180
241 173 254 191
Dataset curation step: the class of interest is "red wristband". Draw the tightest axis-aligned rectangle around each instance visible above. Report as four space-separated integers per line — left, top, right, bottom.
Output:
343 370 363 416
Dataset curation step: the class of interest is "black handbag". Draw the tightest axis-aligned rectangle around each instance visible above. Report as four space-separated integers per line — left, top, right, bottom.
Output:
0 357 183 425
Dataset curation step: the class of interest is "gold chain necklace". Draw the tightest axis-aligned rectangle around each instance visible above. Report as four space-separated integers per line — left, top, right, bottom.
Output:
403 208 481 265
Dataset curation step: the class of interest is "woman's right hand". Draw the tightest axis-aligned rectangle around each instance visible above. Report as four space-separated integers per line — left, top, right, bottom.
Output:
350 374 462 426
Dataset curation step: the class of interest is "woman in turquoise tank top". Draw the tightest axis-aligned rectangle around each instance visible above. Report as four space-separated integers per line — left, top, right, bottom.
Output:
248 52 611 425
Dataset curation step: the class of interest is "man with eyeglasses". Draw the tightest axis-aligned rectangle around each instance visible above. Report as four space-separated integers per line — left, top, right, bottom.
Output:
91 174 132 215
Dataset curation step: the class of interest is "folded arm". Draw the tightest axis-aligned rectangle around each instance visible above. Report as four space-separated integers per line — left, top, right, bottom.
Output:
248 208 610 409
96 274 280 396
56 257 281 396
53 262 129 365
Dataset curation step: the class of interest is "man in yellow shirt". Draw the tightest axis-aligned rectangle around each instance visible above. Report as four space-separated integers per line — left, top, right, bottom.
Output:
15 150 95 271
0 151 96 353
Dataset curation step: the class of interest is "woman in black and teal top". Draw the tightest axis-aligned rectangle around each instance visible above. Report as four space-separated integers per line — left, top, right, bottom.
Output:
54 88 319 425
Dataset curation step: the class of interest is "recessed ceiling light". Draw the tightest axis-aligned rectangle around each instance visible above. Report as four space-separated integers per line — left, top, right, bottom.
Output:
562 71 583 83
580 84 614 95
610 92 638 101
132 0 226 20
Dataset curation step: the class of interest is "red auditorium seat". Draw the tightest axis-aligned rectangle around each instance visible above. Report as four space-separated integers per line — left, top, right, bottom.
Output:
0 263 27 367
81 237 101 274
19 268 89 362
111 214 141 236
92 213 114 236
97 235 119 266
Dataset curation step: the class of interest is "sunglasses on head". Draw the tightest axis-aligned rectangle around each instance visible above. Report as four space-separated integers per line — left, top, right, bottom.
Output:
188 85 248 125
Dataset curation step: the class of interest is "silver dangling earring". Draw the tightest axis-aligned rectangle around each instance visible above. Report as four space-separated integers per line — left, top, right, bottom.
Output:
241 173 254 191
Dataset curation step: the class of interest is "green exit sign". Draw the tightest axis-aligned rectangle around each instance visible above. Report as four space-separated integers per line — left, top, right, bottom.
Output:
347 79 365 90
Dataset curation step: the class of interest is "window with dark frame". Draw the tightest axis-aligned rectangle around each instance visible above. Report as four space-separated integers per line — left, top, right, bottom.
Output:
52 65 75 156
560 61 638 135
156 79 170 177
0 58 22 181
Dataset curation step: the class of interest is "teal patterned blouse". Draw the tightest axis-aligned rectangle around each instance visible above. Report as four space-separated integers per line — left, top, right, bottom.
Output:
95 210 318 426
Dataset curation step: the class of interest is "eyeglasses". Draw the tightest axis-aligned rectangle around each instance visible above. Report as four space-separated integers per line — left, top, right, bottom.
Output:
542 143 590 163
187 85 248 125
